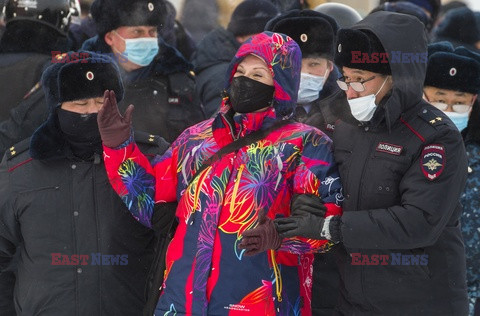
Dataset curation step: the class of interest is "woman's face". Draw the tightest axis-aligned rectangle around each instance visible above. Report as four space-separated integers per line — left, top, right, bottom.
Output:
233 54 274 86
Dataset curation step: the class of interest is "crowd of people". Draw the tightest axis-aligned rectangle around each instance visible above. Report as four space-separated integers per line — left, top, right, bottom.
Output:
0 0 479 315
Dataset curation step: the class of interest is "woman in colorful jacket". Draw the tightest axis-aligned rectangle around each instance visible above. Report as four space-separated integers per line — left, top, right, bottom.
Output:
97 31 343 315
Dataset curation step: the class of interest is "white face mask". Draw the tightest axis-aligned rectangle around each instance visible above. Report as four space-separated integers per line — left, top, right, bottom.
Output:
297 69 328 104
348 76 389 122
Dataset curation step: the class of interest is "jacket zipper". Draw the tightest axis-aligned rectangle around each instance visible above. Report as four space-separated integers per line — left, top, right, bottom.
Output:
356 127 376 310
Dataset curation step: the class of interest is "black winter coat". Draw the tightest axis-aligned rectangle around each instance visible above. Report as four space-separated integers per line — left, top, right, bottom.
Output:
0 86 48 155
333 12 469 315
0 53 50 122
0 132 172 315
191 27 241 117
82 36 206 143
0 22 70 122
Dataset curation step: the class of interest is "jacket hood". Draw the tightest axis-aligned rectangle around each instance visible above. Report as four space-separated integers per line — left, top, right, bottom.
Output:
223 31 302 119
192 27 241 73
350 11 428 129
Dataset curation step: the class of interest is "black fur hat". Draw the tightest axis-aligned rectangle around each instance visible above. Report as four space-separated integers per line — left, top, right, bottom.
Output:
425 42 480 94
434 7 480 46
90 0 166 35
335 28 392 75
227 0 279 37
45 51 124 106
29 51 124 160
265 9 338 60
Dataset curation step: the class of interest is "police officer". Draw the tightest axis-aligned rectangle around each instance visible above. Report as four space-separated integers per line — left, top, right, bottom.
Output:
83 0 205 143
0 0 79 121
274 11 469 315
265 9 355 139
0 52 173 315
0 0 80 121
423 41 480 316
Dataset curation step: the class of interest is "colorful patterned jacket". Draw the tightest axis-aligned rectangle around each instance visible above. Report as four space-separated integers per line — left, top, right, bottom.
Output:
103 32 342 316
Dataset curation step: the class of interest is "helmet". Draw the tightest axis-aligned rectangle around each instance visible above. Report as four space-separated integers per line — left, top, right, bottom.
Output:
2 0 81 33
313 2 362 28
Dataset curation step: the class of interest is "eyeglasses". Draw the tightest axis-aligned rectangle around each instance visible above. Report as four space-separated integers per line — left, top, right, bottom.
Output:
430 102 472 113
336 76 376 92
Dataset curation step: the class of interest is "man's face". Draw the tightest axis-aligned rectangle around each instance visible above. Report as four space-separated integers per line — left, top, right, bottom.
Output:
423 86 477 113
341 67 393 104
61 97 104 114
104 25 158 71
301 57 332 77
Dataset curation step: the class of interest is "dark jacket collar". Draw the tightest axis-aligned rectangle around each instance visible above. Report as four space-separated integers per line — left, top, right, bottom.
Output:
81 35 192 83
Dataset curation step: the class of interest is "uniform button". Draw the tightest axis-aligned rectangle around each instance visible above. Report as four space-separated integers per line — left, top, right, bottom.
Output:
73 211 79 217
364 127 369 131
385 187 390 192
346 194 350 199
378 186 383 191
71 164 76 169
153 90 158 96
77 268 82 274
423 109 427 113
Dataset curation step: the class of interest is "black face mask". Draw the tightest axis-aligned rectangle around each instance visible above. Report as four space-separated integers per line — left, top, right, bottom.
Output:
229 76 275 113
57 108 102 159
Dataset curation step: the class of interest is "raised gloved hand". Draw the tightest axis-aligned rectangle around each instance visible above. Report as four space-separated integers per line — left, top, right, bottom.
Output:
97 90 134 148
238 213 282 256
274 194 342 243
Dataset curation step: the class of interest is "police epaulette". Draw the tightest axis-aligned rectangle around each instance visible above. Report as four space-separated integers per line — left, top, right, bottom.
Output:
417 107 449 129
5 138 31 161
134 131 160 145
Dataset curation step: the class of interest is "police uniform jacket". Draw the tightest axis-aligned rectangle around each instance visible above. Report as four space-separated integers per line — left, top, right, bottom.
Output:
332 12 469 315
0 131 171 316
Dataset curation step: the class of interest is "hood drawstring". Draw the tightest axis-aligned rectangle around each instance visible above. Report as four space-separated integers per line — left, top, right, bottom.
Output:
270 249 283 303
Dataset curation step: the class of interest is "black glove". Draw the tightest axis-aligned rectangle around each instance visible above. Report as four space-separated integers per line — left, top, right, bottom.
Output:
274 194 342 243
273 194 327 239
238 215 282 256
97 90 134 148
290 194 327 217
275 214 342 243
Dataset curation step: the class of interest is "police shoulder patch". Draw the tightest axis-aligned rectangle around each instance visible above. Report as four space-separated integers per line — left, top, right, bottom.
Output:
420 144 445 181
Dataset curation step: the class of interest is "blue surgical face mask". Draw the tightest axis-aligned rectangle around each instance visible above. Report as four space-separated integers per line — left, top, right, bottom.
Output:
114 31 159 67
444 111 469 131
297 70 328 104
